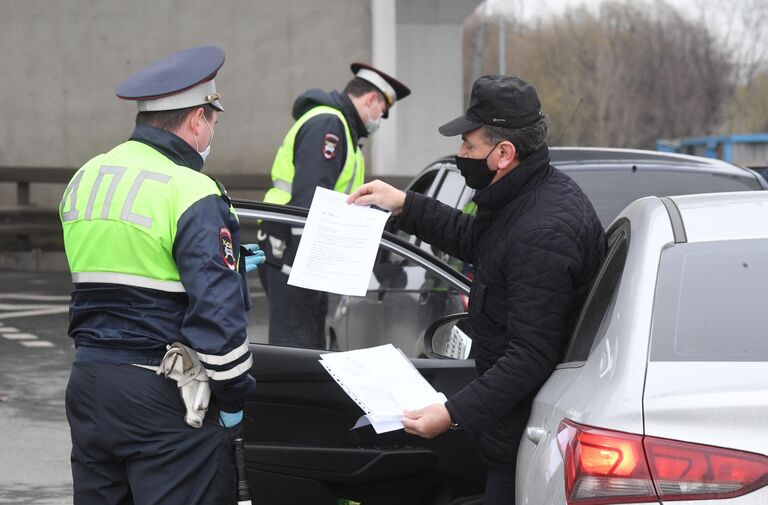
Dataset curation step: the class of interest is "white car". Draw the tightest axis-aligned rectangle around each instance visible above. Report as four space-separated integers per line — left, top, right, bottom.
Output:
239 191 768 504
431 190 768 504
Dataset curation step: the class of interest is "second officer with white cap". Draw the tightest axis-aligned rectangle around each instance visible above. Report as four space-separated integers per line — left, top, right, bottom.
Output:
61 46 264 504
260 63 411 350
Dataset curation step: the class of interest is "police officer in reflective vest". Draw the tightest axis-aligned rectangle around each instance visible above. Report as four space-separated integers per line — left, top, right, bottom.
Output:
60 46 265 505
260 63 410 349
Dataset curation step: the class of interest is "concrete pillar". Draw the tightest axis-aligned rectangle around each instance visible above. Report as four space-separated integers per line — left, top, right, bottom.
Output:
370 0 398 176
393 0 482 178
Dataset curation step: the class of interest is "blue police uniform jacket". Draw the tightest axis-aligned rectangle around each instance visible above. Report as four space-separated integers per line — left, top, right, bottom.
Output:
67 125 254 412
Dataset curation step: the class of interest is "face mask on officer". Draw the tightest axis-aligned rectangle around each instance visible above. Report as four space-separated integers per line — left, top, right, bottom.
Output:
365 96 385 135
455 141 501 190
195 114 214 162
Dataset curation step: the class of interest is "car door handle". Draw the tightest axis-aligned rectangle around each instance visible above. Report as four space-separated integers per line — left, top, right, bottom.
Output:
526 427 548 445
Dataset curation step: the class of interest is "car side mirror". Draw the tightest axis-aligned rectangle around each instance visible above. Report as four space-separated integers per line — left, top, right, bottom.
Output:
423 313 473 360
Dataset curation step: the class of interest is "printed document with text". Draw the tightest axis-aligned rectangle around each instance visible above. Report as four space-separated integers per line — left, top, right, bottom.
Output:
288 187 390 296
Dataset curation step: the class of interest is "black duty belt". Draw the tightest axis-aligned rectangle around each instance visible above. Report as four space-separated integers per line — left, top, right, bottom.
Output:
74 345 165 366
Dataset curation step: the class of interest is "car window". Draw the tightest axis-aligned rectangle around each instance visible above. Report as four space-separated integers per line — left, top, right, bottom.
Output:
241 209 467 358
408 165 443 197
400 165 445 247
562 222 629 363
562 168 762 227
650 239 768 361
434 169 467 208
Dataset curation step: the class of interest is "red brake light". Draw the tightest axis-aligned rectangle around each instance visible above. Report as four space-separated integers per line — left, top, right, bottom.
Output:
645 436 768 500
558 420 656 505
580 434 641 476
558 419 768 504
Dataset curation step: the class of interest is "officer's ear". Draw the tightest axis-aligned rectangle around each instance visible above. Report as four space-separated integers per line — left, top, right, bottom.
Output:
364 90 380 107
189 107 206 135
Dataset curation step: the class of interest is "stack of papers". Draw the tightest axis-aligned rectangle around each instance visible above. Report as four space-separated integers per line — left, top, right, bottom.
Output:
320 344 447 434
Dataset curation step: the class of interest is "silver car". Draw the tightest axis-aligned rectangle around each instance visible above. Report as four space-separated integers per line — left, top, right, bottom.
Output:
430 190 768 504
238 191 768 504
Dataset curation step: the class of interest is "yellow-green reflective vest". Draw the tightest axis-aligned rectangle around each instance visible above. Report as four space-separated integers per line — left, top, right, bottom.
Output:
264 105 365 205
60 140 235 292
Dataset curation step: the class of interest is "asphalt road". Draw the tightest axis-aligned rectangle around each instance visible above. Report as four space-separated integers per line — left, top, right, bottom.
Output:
0 271 73 505
0 270 269 505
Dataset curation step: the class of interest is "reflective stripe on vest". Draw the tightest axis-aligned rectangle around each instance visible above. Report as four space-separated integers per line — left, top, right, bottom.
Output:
264 105 365 205
71 272 186 292
60 140 231 289
273 178 293 194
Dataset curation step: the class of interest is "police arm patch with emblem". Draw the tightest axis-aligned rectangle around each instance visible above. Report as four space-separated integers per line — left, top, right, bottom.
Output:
219 227 237 271
322 133 339 160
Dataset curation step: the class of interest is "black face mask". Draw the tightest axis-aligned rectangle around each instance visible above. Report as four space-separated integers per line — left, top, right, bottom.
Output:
455 143 500 190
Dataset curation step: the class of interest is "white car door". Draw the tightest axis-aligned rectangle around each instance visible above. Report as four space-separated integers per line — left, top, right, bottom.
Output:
517 223 631 505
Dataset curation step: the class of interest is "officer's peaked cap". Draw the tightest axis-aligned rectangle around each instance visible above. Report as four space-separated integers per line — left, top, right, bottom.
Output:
117 46 225 112
350 62 410 117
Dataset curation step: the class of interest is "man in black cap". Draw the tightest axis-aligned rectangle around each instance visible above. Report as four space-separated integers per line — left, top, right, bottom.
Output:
259 63 410 349
61 46 264 504
347 75 606 504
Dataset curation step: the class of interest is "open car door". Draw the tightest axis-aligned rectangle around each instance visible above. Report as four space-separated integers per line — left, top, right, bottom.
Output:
234 201 483 505
244 347 481 505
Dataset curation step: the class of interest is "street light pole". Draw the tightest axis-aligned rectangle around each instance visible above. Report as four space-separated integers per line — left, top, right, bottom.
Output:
499 16 506 75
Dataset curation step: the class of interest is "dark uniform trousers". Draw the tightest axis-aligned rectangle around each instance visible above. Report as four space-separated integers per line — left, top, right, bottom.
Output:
258 233 328 350
66 362 237 505
259 266 328 349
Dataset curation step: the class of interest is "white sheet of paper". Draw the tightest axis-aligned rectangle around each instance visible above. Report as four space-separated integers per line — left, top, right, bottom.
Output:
287 187 391 296
320 344 447 434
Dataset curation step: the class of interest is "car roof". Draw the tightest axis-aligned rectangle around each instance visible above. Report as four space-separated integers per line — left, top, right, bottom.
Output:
427 147 758 179
549 147 756 178
669 191 768 243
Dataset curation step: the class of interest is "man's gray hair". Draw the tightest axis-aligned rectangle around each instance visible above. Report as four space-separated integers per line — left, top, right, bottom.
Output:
480 113 550 161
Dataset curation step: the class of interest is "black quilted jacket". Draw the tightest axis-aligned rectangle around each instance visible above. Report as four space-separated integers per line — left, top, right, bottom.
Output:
398 146 606 469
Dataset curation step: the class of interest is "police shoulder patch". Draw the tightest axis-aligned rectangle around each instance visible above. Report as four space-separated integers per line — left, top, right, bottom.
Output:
219 227 237 271
322 133 339 160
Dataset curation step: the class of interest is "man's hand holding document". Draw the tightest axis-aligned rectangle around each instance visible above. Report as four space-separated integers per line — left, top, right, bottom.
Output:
320 344 447 434
287 187 390 296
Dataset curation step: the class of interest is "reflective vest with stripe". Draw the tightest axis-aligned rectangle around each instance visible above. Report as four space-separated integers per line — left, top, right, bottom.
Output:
60 140 236 292
264 105 365 204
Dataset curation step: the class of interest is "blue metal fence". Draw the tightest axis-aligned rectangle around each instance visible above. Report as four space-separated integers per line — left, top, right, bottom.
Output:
657 133 768 164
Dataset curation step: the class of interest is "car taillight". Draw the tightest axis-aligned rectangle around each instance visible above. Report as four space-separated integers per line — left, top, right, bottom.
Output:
557 420 656 504
645 436 768 500
557 419 768 504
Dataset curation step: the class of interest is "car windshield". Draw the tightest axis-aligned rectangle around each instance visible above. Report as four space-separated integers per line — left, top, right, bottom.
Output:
650 238 768 361
561 168 762 227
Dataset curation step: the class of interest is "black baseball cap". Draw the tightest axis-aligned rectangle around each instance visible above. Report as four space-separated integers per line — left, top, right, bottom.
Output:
439 75 542 136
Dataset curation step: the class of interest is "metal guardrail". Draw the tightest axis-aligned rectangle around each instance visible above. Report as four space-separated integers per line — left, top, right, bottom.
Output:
0 167 273 205
0 167 412 250
0 167 77 206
